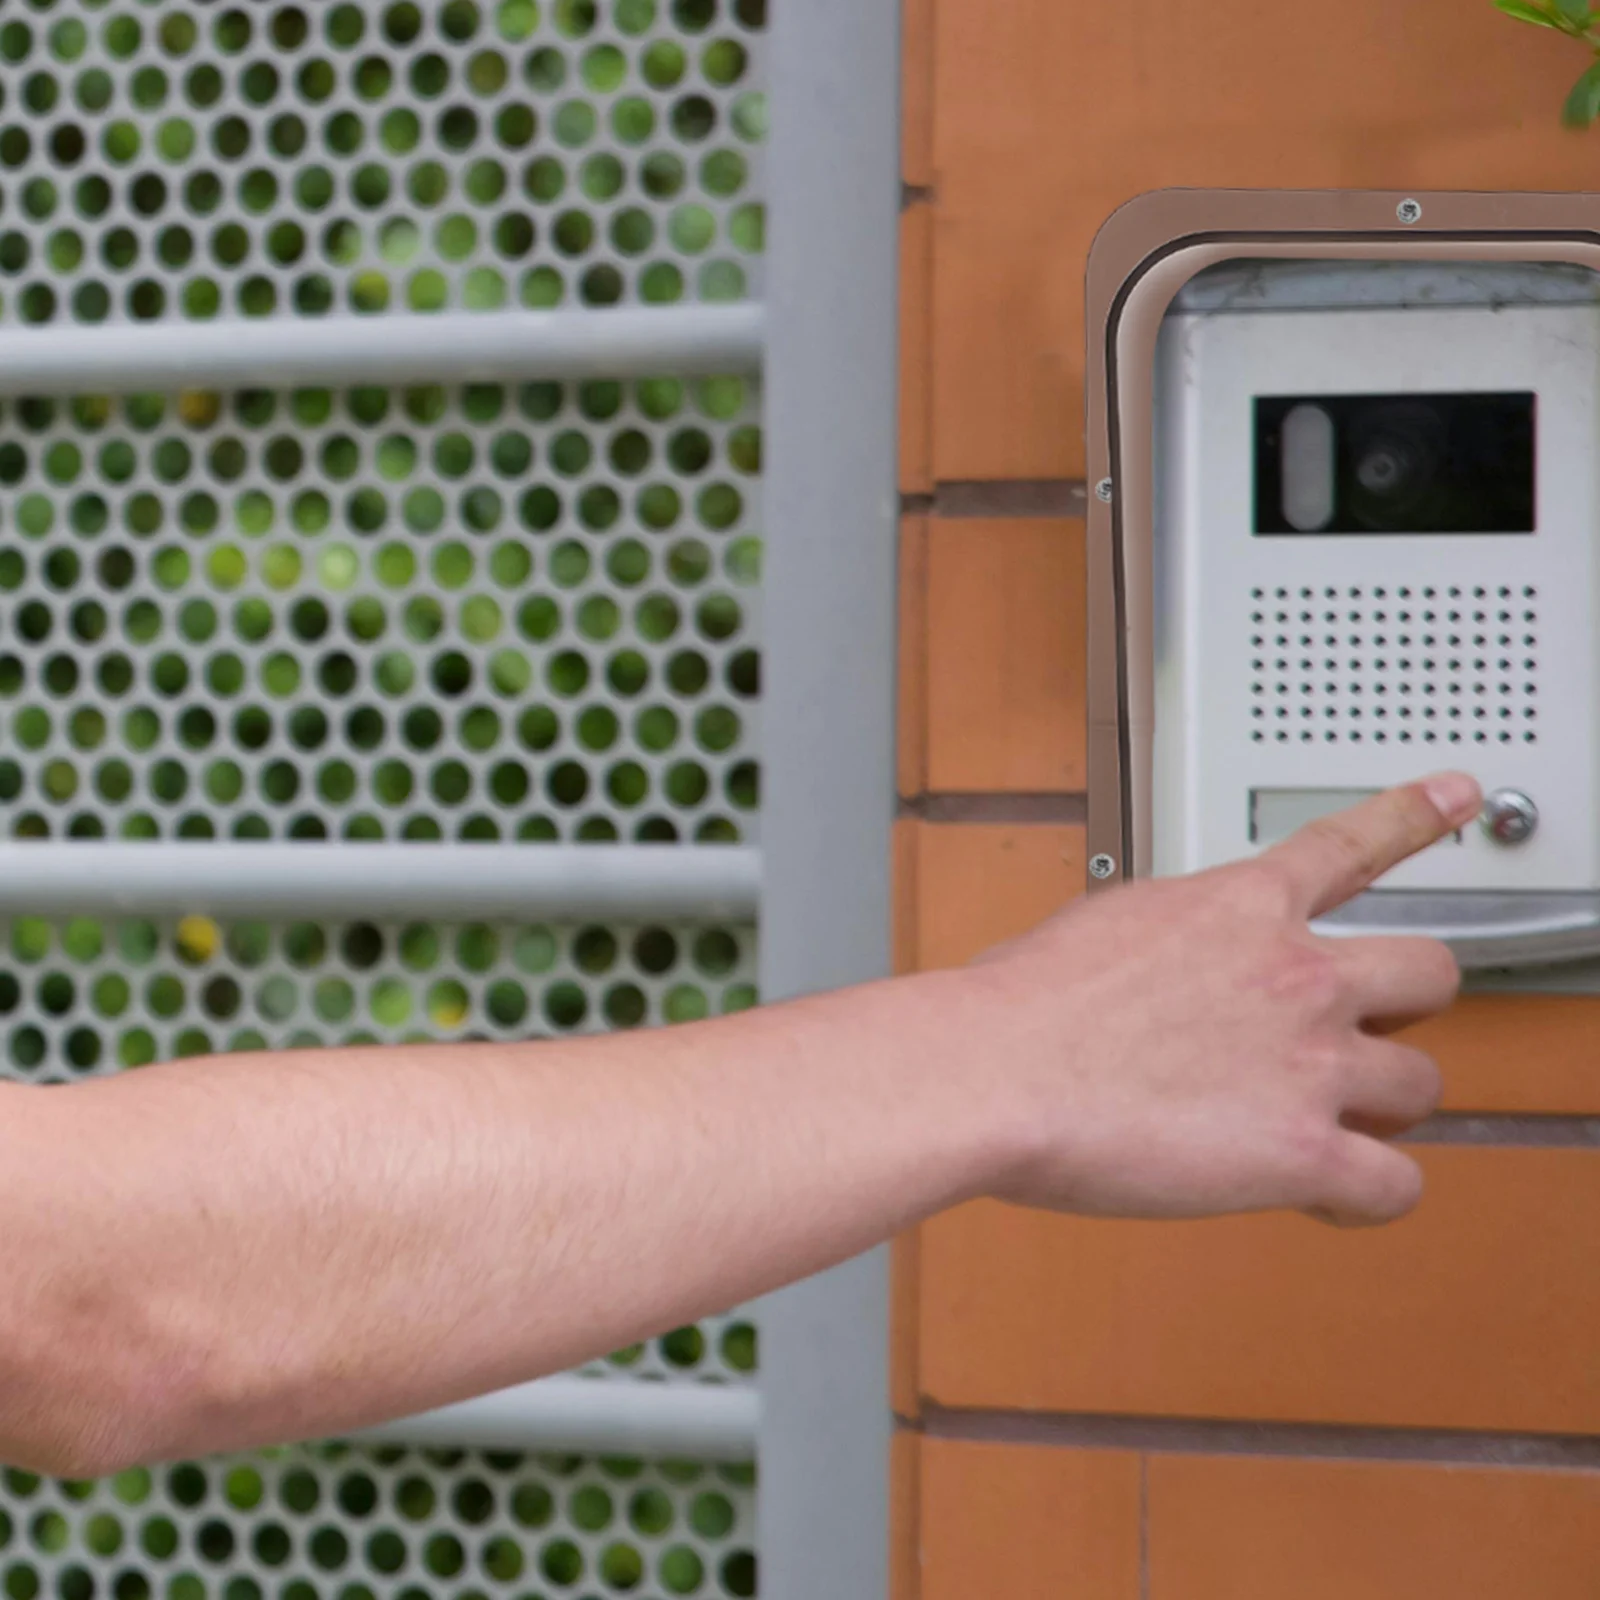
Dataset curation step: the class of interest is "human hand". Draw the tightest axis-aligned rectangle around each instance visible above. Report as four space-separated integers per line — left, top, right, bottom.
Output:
963 775 1482 1226
0 774 1482 1478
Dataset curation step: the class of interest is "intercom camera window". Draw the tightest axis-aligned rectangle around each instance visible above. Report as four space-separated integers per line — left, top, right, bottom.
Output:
1253 390 1536 537
1084 192 1600 973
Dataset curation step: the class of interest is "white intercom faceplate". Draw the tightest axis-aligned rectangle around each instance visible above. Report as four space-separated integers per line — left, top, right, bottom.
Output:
1152 282 1600 897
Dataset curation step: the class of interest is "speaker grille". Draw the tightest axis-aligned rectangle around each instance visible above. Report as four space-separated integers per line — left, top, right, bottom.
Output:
1248 584 1539 747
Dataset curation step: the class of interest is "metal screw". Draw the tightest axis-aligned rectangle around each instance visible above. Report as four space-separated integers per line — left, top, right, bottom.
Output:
1094 478 1114 504
1396 198 1423 225
1480 788 1538 846
1089 853 1117 880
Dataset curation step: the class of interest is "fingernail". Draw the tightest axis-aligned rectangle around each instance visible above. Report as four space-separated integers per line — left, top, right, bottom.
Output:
1422 772 1482 825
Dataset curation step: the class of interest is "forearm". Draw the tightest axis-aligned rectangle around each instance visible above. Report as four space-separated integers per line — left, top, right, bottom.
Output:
0 778 1478 1477
0 967 999 1475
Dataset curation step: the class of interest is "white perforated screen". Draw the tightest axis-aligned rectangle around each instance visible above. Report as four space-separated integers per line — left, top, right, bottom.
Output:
0 0 768 1588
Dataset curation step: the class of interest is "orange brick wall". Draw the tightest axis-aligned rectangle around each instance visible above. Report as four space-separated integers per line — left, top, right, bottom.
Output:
892 0 1600 1592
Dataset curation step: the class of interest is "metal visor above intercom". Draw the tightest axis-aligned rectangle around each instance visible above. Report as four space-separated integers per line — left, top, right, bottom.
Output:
1083 192 1600 976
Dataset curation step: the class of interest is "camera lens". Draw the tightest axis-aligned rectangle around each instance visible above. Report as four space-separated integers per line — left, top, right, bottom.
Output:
1355 443 1411 495
1345 402 1446 529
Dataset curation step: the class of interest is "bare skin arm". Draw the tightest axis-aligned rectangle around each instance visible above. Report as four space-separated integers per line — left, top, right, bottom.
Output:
0 774 1480 1477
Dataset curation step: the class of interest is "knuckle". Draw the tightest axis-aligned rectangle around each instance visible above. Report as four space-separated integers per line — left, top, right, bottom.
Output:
1378 786 1440 847
1270 939 1346 1012
1303 1038 1355 1104
1298 1117 1351 1185
1403 782 1449 833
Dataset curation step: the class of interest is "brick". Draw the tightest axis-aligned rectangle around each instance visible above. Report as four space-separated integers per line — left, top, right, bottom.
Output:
925 520 1085 793
899 206 934 496
906 821 1084 971
902 0 935 190
928 0 1600 479
890 1431 920 1600
891 1229 921 1420
1148 1455 1600 1599
891 817 921 978
897 517 928 800
920 1148 1600 1434
919 1438 1141 1600
1407 993 1600 1115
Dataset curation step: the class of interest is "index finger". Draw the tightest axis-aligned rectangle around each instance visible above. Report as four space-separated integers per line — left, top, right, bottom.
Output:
1262 774 1483 919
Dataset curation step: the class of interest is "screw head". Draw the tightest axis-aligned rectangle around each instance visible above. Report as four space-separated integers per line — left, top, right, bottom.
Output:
1396 198 1423 225
1480 788 1538 847
1089 853 1117 880
1094 477 1114 504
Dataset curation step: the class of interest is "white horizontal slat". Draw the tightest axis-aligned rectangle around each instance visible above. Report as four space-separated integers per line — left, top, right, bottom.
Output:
0 843 761 921
350 1374 760 1462
0 305 765 395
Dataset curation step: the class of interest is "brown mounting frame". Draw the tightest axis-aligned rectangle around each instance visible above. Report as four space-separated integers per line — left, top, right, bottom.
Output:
1084 188 1600 894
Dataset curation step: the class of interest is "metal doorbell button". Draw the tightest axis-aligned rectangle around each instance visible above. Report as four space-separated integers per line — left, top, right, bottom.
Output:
1480 789 1539 847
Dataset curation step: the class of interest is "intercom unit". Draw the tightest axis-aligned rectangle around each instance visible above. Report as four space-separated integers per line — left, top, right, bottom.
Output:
1085 191 1600 972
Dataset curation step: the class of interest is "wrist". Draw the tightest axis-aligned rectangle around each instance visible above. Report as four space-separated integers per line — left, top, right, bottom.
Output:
854 962 1046 1212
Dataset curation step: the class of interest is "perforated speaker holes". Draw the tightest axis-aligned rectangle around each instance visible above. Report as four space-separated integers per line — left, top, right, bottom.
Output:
1247 584 1539 747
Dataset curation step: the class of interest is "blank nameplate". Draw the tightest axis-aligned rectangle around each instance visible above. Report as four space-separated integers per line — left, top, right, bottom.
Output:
1249 787 1466 848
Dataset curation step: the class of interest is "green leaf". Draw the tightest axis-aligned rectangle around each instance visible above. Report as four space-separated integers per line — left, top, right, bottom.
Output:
1494 0 1558 26
1554 0 1590 20
1561 57 1600 125
1495 0 1558 22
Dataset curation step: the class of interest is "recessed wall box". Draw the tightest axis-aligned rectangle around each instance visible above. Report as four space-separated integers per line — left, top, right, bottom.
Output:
1085 191 1600 970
